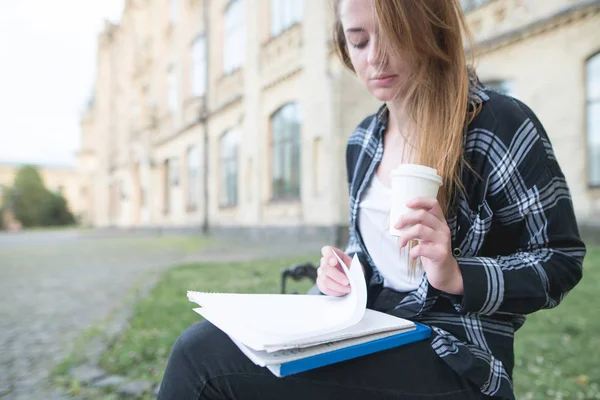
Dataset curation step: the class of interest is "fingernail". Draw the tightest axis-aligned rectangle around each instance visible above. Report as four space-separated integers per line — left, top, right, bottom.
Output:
329 257 336 266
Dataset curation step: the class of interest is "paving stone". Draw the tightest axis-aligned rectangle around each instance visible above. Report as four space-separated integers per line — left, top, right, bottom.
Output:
70 365 107 384
0 384 12 398
117 380 154 397
92 375 128 388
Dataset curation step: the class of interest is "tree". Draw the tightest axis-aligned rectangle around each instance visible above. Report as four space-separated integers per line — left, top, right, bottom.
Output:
41 192 76 226
6 166 75 228
10 166 49 227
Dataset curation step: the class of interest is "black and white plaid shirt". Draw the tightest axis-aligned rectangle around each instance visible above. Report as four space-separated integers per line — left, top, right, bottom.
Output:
343 84 586 399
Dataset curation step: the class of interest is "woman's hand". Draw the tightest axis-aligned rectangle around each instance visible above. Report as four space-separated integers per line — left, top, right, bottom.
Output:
394 197 464 295
316 246 354 296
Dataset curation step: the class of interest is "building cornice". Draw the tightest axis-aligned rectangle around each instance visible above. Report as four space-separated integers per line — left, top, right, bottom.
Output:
261 67 303 92
470 0 600 56
152 119 204 148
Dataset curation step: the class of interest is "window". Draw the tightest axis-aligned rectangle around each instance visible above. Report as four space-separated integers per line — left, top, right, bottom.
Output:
587 53 600 187
270 0 304 36
271 103 301 200
483 80 514 97
187 146 200 210
224 0 245 74
220 130 238 207
191 36 207 97
169 0 179 23
167 66 178 112
169 157 180 186
461 0 493 13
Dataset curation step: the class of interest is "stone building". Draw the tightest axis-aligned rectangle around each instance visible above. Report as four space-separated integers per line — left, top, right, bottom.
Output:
78 0 600 241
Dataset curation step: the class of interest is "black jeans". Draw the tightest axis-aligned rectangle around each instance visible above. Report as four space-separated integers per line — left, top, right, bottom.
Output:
157 321 490 400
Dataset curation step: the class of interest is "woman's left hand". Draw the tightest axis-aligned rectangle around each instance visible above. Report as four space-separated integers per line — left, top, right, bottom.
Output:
394 196 464 295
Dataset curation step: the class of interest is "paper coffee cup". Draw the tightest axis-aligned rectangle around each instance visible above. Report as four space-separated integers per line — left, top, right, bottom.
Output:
389 164 443 236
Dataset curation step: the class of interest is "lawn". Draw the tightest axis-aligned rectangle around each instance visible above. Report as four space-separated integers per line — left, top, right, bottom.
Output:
95 248 599 399
97 254 318 384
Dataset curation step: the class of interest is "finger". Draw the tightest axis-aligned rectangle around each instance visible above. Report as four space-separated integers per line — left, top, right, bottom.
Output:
398 224 437 248
395 208 443 231
317 275 349 296
322 287 347 297
321 245 335 258
406 196 445 221
409 242 447 262
322 246 345 270
331 247 353 268
328 247 353 270
320 275 351 294
319 257 326 269
323 262 350 286
317 258 349 286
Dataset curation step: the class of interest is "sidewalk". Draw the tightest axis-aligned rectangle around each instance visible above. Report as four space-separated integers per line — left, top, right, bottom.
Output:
182 235 324 264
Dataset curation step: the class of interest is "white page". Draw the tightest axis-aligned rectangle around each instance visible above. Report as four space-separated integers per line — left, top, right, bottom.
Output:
232 327 412 367
188 253 367 350
262 308 415 352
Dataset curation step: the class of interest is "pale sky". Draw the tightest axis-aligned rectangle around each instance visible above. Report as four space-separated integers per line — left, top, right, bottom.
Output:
0 0 124 167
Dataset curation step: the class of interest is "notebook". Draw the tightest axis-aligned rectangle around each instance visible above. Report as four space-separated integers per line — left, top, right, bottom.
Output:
232 322 431 377
187 250 431 375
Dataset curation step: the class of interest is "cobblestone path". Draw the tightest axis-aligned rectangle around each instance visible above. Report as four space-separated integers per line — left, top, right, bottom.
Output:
0 231 190 399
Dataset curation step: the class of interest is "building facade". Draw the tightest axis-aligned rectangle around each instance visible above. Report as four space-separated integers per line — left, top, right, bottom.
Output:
78 0 600 238
467 0 600 221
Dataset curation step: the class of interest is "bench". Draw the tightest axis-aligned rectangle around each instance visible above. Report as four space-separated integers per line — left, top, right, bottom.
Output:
280 262 322 295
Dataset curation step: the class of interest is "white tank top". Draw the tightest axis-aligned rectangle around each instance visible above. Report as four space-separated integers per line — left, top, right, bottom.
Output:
358 175 423 292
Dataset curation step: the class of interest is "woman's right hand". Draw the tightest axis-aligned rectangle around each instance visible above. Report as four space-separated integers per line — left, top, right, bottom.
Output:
317 246 353 296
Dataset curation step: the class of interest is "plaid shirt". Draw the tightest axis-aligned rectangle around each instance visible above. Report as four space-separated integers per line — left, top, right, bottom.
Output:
343 85 586 399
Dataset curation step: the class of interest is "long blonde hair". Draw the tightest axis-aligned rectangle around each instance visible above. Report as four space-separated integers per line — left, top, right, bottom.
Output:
333 0 480 215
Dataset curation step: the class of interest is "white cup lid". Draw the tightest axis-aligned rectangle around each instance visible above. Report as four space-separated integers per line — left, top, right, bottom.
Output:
390 164 443 186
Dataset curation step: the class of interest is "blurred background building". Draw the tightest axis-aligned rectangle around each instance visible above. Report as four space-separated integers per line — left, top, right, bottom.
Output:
77 0 600 242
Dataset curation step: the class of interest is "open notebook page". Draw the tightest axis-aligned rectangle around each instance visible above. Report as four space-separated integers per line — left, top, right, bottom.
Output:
188 253 367 351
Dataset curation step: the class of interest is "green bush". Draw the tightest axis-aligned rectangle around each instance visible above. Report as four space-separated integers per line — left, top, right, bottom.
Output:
5 166 75 228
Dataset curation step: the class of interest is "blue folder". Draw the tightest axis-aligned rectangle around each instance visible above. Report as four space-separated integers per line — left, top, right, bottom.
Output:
275 322 431 377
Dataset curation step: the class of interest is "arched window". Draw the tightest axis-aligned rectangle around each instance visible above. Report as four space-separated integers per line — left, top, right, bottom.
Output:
587 52 600 187
187 146 200 210
271 103 301 200
220 130 238 207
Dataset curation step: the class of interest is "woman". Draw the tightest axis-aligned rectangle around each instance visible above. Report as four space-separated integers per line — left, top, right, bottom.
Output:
158 1 585 399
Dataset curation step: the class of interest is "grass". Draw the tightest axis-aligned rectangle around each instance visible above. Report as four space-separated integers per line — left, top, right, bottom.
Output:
63 246 599 399
97 254 318 385
21 224 80 232
512 246 600 399
108 234 216 255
